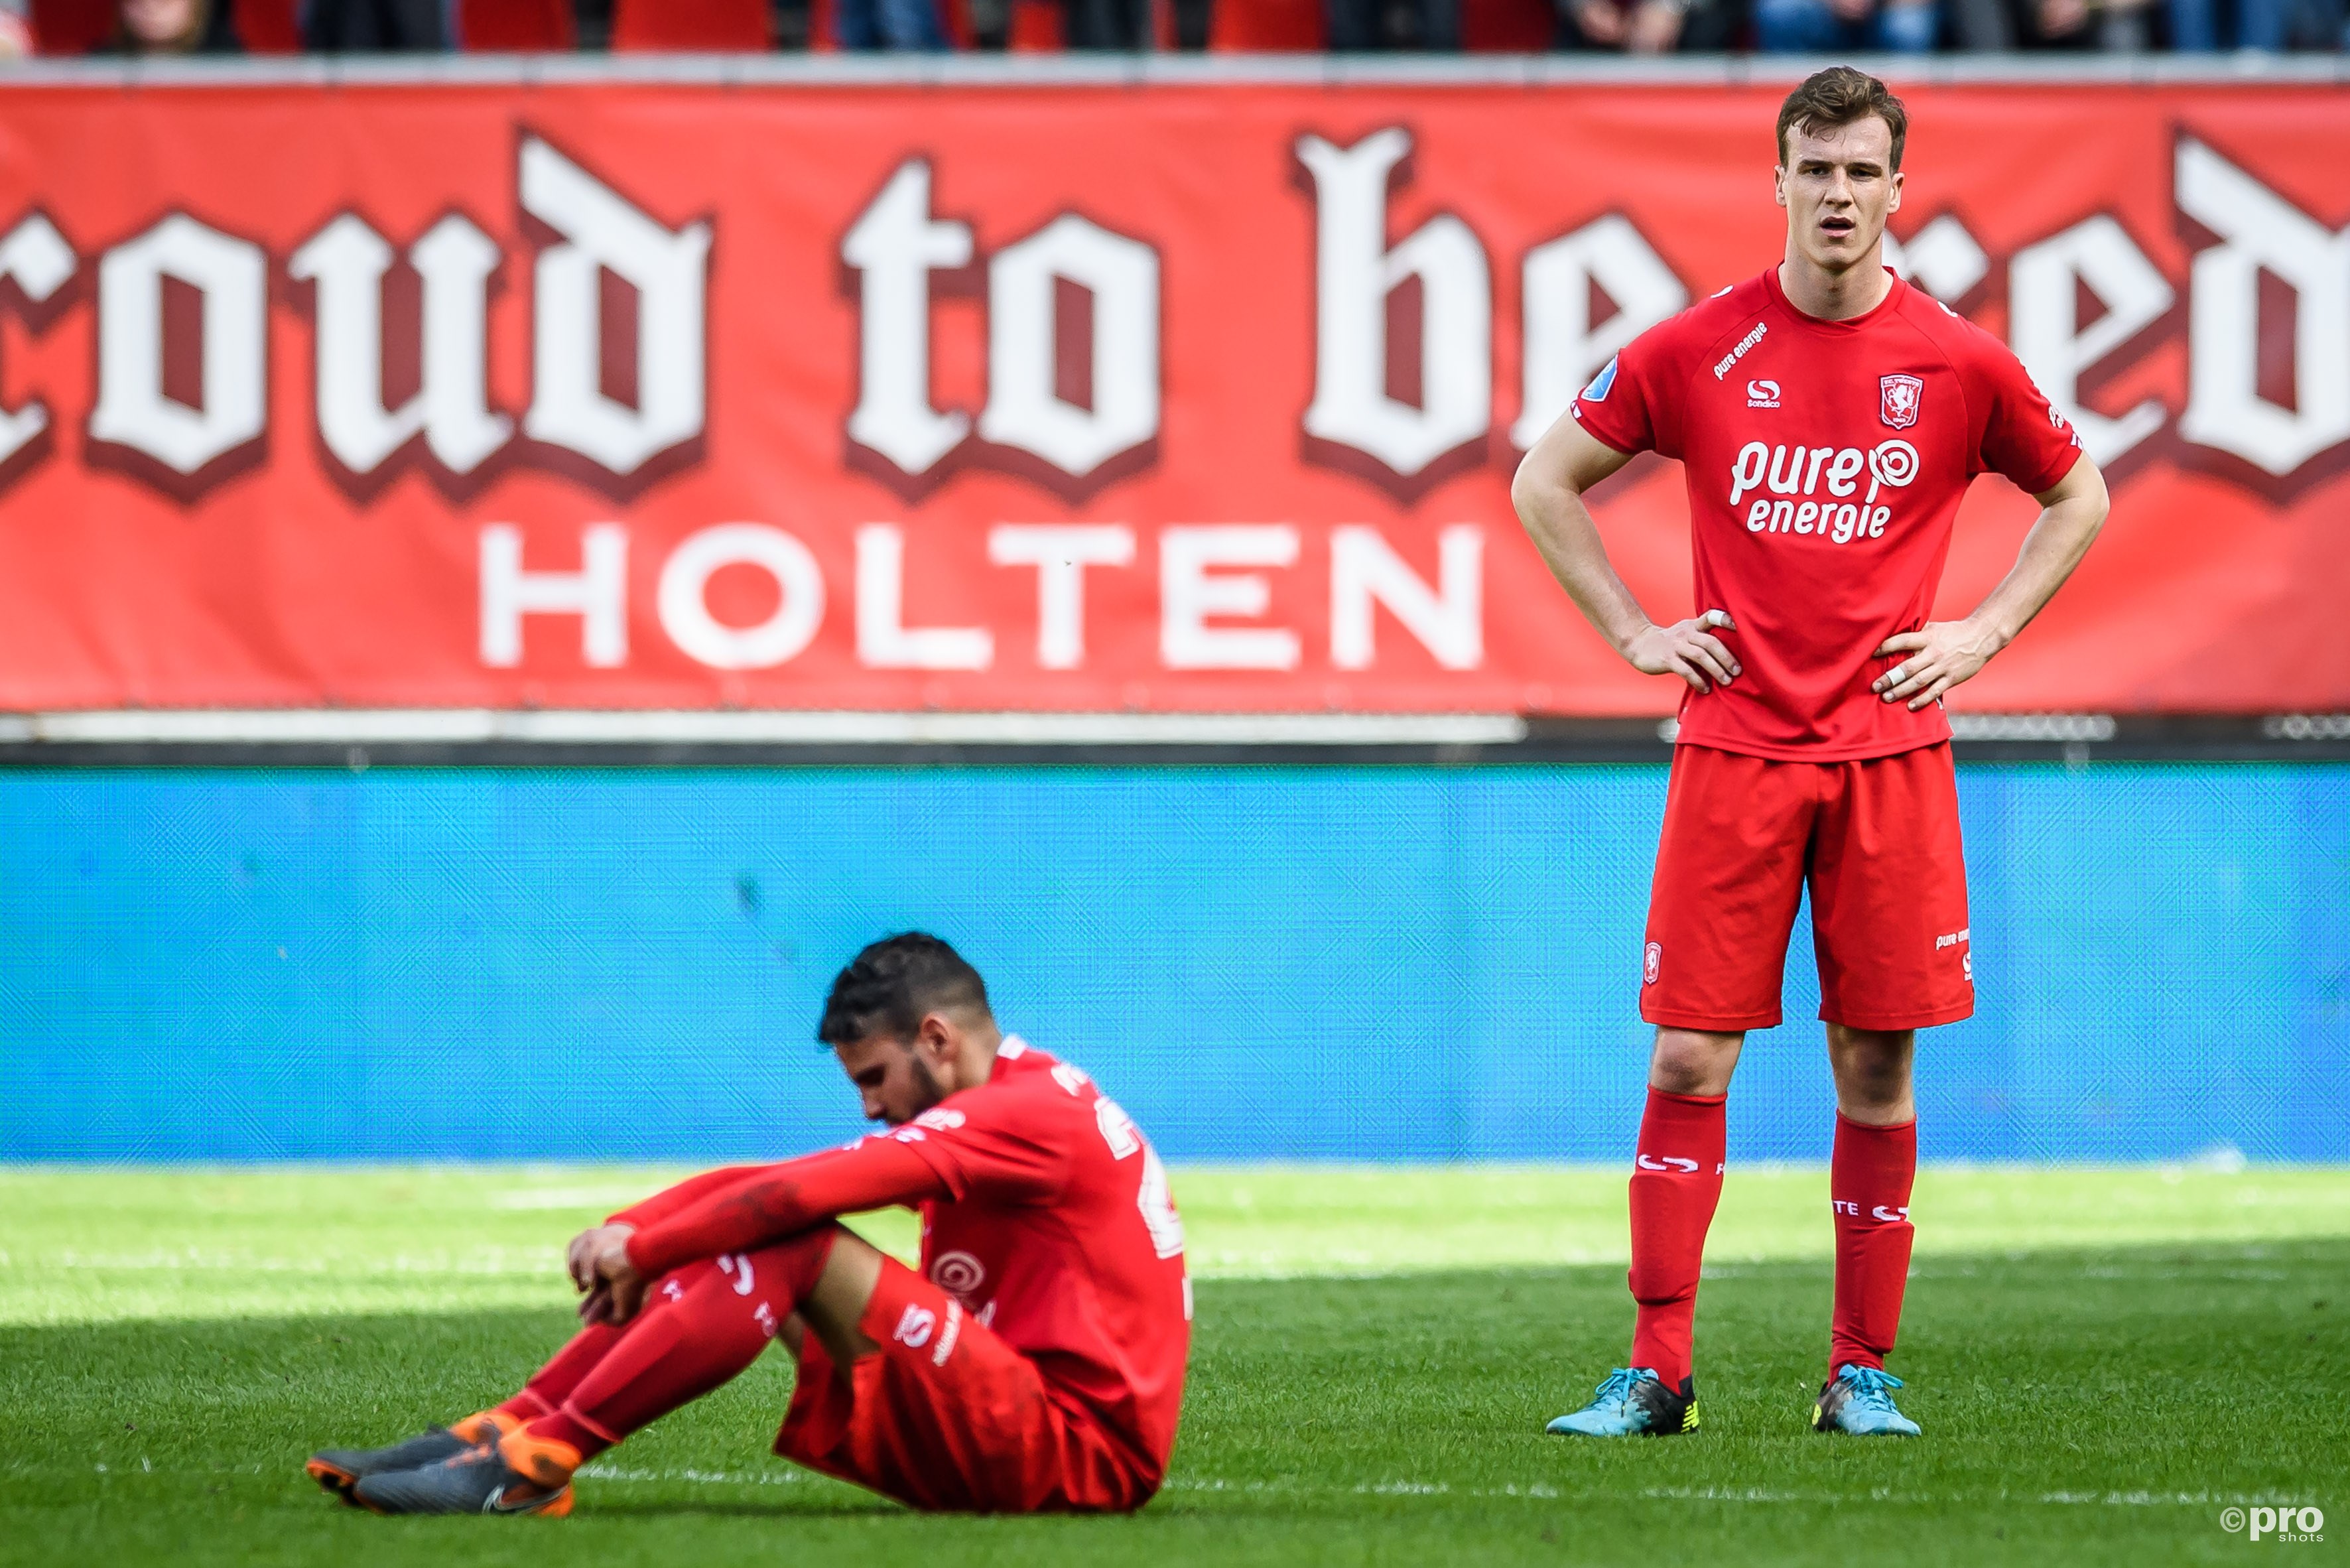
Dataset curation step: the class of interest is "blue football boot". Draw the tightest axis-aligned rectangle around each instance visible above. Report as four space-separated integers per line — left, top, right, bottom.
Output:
1545 1367 1700 1437
1813 1364 1922 1436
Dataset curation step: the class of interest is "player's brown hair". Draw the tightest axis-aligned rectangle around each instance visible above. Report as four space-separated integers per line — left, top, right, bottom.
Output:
1776 67 1909 172
818 932 993 1047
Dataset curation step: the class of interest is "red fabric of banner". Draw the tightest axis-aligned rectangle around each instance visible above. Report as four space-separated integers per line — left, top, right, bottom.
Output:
0 81 2338 715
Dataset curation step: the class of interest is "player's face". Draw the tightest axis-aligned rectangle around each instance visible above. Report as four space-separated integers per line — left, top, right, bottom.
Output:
1775 118 1903 275
835 1031 948 1126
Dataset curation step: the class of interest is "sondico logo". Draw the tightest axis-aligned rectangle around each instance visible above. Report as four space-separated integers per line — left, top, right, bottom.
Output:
1831 1201 1913 1222
1728 439 1919 543
892 1304 937 1349
1747 379 1781 409
2220 1505 2323 1542
1638 1154 1700 1173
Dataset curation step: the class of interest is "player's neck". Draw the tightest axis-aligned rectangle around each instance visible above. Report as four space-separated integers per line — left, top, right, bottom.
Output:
1776 249 1894 323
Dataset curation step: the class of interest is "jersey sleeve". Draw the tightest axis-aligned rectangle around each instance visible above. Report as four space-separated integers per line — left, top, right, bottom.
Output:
606 1163 777 1229
1972 338 2085 494
885 1082 1073 1206
623 1138 947 1277
1567 321 1679 458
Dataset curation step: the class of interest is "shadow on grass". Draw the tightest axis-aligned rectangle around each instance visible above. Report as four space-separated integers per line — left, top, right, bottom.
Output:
3 1237 2345 1537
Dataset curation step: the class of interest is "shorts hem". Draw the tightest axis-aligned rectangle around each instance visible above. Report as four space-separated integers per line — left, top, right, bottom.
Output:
1818 1001 1974 1031
1640 1004 1782 1032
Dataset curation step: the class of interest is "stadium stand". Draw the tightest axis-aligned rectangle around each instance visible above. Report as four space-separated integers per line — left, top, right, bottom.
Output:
1463 0 1558 47
30 0 111 52
462 0 574 50
14 0 2347 65
1208 0 1322 47
240 0 299 48
611 0 770 50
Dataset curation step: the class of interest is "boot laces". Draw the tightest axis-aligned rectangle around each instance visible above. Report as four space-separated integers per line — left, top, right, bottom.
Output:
1841 1365 1905 1413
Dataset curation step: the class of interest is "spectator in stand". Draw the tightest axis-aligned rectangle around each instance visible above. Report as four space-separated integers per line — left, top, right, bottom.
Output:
2167 0 2345 46
834 0 948 46
1937 0 2016 47
2030 0 2152 47
103 0 242 51
1558 0 1736 52
1329 0 1461 47
1754 0 1935 50
1063 0 1152 46
301 0 448 49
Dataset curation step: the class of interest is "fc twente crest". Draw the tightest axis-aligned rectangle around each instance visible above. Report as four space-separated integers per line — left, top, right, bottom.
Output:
1880 373 1924 430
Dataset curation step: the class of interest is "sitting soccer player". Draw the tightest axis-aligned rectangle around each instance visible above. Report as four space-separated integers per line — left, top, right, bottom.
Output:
306 933 1191 1516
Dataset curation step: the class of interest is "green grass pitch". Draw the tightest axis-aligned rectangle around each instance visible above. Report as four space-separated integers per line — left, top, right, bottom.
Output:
3 1165 2345 1566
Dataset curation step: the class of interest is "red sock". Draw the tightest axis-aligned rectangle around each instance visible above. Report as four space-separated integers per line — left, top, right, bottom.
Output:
1626 1088 1727 1390
497 1320 628 1424
528 1228 839 1461
1829 1112 1917 1377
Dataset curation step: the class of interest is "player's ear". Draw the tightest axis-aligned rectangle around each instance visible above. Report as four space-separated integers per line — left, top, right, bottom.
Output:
1773 164 1789 209
914 1010 958 1065
1886 170 1903 214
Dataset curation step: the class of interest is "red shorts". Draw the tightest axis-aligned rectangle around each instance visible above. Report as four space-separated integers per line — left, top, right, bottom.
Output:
1641 742 1973 1033
775 1254 1156 1514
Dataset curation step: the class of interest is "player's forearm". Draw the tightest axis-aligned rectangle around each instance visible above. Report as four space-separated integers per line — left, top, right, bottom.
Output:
625 1139 947 1278
1512 473 1656 658
1961 480 2108 655
606 1163 780 1230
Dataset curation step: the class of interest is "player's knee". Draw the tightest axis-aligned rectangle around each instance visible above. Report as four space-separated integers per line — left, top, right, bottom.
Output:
669 1227 842 1331
803 1227 885 1352
1827 1026 1913 1091
1649 1029 1740 1094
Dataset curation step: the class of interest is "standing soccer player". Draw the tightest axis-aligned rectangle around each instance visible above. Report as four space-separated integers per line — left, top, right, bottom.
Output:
306 933 1190 1512
1512 68 2109 1438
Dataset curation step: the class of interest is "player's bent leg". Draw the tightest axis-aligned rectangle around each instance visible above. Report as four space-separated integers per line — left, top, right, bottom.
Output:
777 1252 1157 1512
304 1321 629 1500
350 1230 841 1516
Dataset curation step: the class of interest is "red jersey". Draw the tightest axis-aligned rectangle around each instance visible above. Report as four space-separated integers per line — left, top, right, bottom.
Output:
888 1039 1191 1482
1571 267 2083 761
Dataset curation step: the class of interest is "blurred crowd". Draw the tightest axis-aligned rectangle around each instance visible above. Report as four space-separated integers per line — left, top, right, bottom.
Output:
3 0 2341 62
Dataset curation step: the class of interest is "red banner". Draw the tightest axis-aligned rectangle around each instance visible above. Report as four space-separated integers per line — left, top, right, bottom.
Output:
0 75 2341 715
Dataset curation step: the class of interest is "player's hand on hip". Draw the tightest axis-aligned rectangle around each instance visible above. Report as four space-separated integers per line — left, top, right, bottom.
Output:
1626 609 1741 692
1874 620 2000 710
566 1222 635 1293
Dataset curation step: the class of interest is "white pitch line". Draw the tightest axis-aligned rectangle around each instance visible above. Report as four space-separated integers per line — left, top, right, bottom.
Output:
565 1465 2276 1509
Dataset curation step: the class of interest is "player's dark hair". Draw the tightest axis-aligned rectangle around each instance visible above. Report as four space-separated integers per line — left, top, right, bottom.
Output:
1776 67 1908 172
816 932 993 1047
